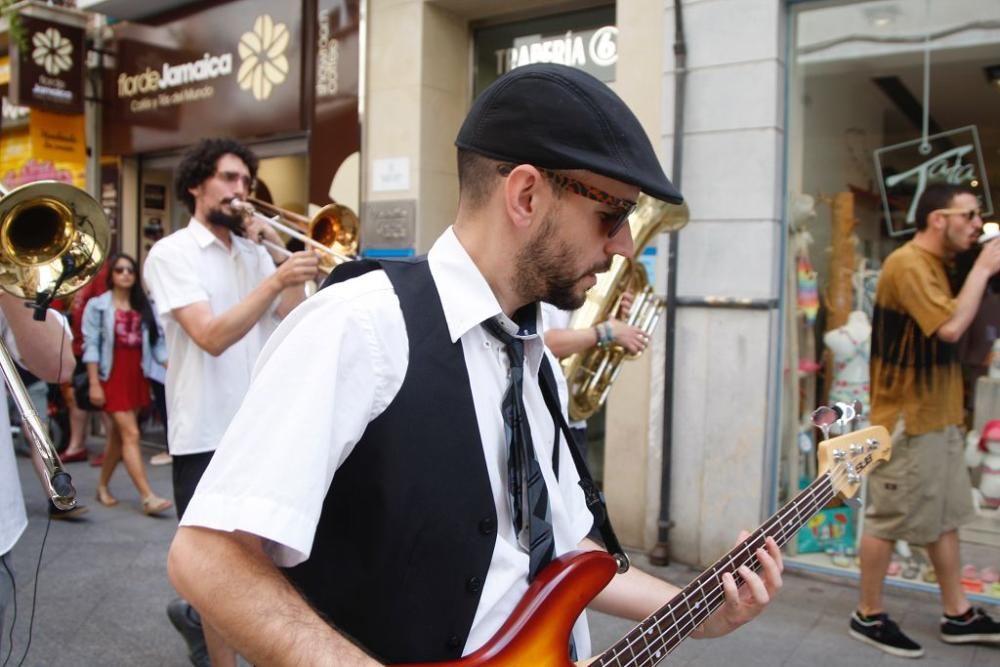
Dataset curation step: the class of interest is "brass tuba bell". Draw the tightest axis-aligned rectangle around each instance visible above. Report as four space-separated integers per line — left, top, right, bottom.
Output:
561 194 689 421
0 180 110 509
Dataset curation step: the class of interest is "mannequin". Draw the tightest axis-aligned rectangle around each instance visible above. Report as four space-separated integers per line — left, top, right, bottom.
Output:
824 310 872 424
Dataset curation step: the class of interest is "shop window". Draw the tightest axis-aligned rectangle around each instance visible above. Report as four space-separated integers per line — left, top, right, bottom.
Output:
783 0 1000 601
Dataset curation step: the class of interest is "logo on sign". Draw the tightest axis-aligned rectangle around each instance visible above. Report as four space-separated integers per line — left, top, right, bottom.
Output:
874 126 993 237
495 26 618 75
237 15 290 101
32 27 72 76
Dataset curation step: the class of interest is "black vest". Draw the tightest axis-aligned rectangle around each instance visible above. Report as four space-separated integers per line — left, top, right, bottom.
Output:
284 258 498 663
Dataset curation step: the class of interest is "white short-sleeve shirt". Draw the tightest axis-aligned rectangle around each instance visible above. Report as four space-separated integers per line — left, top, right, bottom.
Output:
143 219 278 455
182 227 595 657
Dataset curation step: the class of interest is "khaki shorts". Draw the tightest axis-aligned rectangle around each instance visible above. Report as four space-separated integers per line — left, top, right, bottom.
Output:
864 423 974 545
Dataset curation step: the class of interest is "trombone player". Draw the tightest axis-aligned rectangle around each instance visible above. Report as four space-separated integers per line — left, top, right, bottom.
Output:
143 137 319 667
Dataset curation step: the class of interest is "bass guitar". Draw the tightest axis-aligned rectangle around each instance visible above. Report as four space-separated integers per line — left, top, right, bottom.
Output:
407 425 891 666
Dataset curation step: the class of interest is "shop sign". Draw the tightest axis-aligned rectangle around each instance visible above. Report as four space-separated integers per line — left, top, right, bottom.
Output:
473 6 615 97
9 14 86 115
494 26 618 79
308 0 360 209
0 128 84 190
103 0 303 155
28 107 86 164
2 98 31 127
875 126 992 237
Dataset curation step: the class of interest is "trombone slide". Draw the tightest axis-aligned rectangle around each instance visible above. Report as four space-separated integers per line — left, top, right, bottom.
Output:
0 336 75 509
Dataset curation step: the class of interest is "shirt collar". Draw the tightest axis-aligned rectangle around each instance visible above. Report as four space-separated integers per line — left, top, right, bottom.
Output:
187 217 234 254
428 227 545 365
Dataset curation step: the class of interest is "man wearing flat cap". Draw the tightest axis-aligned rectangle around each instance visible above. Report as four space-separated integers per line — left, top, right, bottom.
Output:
168 64 783 665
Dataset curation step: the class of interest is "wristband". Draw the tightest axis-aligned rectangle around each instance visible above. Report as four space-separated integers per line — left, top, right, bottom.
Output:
596 322 613 348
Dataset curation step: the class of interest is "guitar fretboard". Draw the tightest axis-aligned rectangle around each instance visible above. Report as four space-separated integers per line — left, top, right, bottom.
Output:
592 470 839 667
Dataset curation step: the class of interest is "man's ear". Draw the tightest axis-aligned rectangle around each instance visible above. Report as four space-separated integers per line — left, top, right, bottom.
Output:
502 165 548 231
926 209 944 231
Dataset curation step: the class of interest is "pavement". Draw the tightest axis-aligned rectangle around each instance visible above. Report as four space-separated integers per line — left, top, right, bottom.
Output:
5 440 1000 667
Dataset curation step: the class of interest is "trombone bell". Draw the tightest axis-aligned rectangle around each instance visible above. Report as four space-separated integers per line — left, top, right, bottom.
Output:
0 181 110 301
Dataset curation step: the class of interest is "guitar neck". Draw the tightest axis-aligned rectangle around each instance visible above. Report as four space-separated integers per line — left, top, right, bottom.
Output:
592 472 837 667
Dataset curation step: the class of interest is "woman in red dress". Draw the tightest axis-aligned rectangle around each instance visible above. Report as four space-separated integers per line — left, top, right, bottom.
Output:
82 254 172 515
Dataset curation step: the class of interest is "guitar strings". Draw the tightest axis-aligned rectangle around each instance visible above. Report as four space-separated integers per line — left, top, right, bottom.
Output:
603 468 843 666
613 466 846 666
598 460 858 667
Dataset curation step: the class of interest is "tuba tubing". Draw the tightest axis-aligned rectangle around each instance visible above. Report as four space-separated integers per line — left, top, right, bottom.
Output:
561 195 688 421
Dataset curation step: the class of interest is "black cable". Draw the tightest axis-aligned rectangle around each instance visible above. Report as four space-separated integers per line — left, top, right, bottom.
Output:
2 313 70 667
1 552 15 667
13 515 50 667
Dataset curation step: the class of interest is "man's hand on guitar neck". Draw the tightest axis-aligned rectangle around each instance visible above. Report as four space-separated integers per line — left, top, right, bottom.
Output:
691 533 784 639
582 533 783 640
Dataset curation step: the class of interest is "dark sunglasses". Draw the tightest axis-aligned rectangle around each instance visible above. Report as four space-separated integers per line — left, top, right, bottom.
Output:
935 207 983 221
113 265 135 274
497 164 637 238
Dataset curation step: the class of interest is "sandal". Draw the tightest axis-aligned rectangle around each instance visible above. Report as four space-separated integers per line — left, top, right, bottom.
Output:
96 486 118 507
142 495 173 516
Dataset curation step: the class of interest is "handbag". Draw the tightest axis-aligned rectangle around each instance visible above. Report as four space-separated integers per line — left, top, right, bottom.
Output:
73 301 105 412
73 371 97 412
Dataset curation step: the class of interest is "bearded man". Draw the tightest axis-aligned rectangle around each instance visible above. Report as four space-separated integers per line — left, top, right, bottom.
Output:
167 66 783 666
144 137 318 667
851 182 1000 657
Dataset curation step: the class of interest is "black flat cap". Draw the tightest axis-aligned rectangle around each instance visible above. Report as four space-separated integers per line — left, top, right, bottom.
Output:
455 64 683 204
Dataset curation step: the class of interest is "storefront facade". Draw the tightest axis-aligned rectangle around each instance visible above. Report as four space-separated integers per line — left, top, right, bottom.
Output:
48 0 998 603
781 0 1000 604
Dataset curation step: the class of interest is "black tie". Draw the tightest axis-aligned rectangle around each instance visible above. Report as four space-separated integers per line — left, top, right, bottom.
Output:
482 318 554 582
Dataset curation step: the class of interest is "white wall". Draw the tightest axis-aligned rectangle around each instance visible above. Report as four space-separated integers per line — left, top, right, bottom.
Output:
662 0 786 567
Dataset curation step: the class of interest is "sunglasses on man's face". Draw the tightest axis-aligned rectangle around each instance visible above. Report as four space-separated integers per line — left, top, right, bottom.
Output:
496 164 637 238
936 207 983 222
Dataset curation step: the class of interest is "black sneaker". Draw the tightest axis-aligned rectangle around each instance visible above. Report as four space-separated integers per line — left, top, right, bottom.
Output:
941 606 1000 645
849 610 925 658
167 598 210 667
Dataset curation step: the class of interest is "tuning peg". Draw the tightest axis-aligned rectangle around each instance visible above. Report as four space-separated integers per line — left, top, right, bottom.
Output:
811 405 838 441
832 402 857 425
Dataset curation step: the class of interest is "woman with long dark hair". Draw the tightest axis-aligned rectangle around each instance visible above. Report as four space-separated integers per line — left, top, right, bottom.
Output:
82 254 172 515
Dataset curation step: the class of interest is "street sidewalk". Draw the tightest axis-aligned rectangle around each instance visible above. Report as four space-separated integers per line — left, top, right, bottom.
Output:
6 448 1000 666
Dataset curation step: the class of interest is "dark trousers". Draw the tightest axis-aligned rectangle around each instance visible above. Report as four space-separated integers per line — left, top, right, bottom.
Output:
172 451 215 521
150 379 168 444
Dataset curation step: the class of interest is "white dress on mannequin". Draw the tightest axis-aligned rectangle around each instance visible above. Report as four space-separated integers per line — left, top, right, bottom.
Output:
824 310 872 423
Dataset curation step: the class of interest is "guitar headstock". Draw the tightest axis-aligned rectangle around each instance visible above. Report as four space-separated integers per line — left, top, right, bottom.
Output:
816 426 892 499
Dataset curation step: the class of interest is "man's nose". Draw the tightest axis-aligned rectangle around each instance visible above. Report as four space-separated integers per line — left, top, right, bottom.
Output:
607 224 635 260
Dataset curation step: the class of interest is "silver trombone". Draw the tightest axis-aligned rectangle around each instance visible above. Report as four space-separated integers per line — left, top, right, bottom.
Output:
228 197 359 271
0 181 111 509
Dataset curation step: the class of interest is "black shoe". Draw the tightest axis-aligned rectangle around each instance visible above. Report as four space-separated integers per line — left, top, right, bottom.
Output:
167 598 210 667
941 606 1000 645
849 610 924 658
48 503 89 521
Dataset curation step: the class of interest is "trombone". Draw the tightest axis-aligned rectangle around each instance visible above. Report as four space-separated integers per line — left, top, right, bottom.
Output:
0 181 110 509
229 197 359 271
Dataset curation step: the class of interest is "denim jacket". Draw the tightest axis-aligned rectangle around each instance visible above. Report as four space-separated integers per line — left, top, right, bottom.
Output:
81 291 168 381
